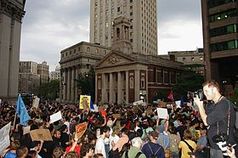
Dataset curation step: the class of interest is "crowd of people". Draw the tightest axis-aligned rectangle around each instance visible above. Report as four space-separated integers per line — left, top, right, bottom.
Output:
0 80 237 158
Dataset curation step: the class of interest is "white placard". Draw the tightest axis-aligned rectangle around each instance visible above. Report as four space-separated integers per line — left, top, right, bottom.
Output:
133 100 143 106
23 126 31 135
32 97 40 108
50 111 62 124
175 100 181 108
0 122 11 154
156 108 169 119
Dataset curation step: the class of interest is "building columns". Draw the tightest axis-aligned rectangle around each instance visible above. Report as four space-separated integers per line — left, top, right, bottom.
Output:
117 72 122 104
134 70 140 101
109 73 113 104
102 73 107 103
125 71 129 104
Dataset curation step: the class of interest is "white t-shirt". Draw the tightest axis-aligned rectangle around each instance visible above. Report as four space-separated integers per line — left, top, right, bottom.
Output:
95 137 106 158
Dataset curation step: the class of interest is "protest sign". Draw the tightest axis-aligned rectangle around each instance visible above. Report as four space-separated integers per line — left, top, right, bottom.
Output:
79 95 91 109
133 100 143 106
50 111 62 124
75 122 88 139
157 108 169 119
0 122 11 154
30 129 52 141
23 126 31 135
112 114 120 119
32 96 40 109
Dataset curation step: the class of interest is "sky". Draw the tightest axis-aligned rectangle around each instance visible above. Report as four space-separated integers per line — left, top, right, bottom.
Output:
20 0 203 71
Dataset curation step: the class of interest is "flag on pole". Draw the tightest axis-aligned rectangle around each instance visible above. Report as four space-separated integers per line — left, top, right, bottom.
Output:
167 90 174 101
90 98 94 111
16 95 31 126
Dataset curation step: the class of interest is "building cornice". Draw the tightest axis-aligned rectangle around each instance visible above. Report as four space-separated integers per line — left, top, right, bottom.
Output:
0 0 25 22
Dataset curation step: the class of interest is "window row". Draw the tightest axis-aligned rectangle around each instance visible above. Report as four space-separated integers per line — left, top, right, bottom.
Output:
210 39 238 52
149 69 177 84
210 23 238 37
209 8 238 22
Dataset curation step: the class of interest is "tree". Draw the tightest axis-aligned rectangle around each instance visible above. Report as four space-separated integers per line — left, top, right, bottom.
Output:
75 68 95 101
173 70 204 100
37 80 60 100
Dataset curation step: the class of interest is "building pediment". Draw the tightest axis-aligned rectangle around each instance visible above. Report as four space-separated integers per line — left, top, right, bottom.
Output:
96 51 135 68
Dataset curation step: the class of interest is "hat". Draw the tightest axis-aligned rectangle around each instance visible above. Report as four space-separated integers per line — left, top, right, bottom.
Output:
148 131 158 139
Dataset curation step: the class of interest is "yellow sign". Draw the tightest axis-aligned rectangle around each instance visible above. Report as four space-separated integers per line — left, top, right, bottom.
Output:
79 95 91 109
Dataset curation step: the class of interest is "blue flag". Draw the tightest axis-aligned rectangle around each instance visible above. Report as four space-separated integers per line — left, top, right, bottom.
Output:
16 95 31 126
90 98 94 111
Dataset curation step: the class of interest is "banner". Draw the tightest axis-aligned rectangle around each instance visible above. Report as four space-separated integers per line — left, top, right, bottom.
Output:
75 122 88 139
16 95 31 126
0 122 11 154
79 95 91 110
50 111 62 124
30 129 52 141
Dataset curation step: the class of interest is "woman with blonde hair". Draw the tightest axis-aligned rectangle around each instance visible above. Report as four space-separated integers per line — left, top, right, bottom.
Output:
178 129 197 158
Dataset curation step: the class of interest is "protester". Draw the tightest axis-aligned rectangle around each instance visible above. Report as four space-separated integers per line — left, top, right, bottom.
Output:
178 129 197 158
194 80 237 157
121 137 146 158
141 131 165 158
95 126 110 158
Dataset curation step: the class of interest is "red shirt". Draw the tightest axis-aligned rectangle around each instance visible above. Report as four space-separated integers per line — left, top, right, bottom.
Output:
65 145 80 155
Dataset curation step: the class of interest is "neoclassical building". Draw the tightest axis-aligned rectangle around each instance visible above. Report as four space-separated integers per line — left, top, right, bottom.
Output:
59 42 111 103
0 0 26 99
95 16 183 104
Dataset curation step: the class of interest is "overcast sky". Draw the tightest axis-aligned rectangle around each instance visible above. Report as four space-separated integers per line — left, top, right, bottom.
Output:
20 0 203 71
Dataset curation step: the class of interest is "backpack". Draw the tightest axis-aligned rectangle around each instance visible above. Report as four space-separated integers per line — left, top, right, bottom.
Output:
148 143 161 158
125 150 142 158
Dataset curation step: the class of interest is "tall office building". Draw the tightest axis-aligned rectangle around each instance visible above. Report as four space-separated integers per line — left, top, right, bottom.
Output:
0 0 26 99
201 0 238 90
90 0 158 55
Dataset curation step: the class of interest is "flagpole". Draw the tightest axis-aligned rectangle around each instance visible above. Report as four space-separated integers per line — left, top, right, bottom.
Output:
12 112 17 134
12 94 19 134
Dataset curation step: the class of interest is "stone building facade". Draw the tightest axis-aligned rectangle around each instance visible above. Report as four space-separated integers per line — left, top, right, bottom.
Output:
59 42 111 103
95 52 183 104
0 0 26 99
90 0 158 55
19 61 40 94
160 48 205 76
37 61 49 84
95 16 183 104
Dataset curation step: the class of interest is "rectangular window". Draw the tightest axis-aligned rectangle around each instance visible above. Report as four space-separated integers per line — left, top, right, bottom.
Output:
164 71 169 84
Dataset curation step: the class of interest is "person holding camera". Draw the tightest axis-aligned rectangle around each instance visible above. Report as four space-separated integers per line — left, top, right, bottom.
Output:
194 80 237 158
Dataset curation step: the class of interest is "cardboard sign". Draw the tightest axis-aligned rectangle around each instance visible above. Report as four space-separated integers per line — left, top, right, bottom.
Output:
30 129 52 141
75 122 88 139
79 95 91 109
50 111 62 124
112 114 120 119
0 122 11 154
157 108 169 119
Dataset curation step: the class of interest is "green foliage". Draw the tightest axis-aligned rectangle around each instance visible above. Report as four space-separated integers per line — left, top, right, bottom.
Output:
75 68 95 101
173 70 204 99
37 80 60 100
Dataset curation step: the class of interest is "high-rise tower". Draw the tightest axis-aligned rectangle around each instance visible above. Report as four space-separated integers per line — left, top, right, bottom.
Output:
90 0 158 55
201 0 238 89
0 0 26 99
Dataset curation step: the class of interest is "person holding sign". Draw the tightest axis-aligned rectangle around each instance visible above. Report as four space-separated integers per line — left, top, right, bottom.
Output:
65 133 81 156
